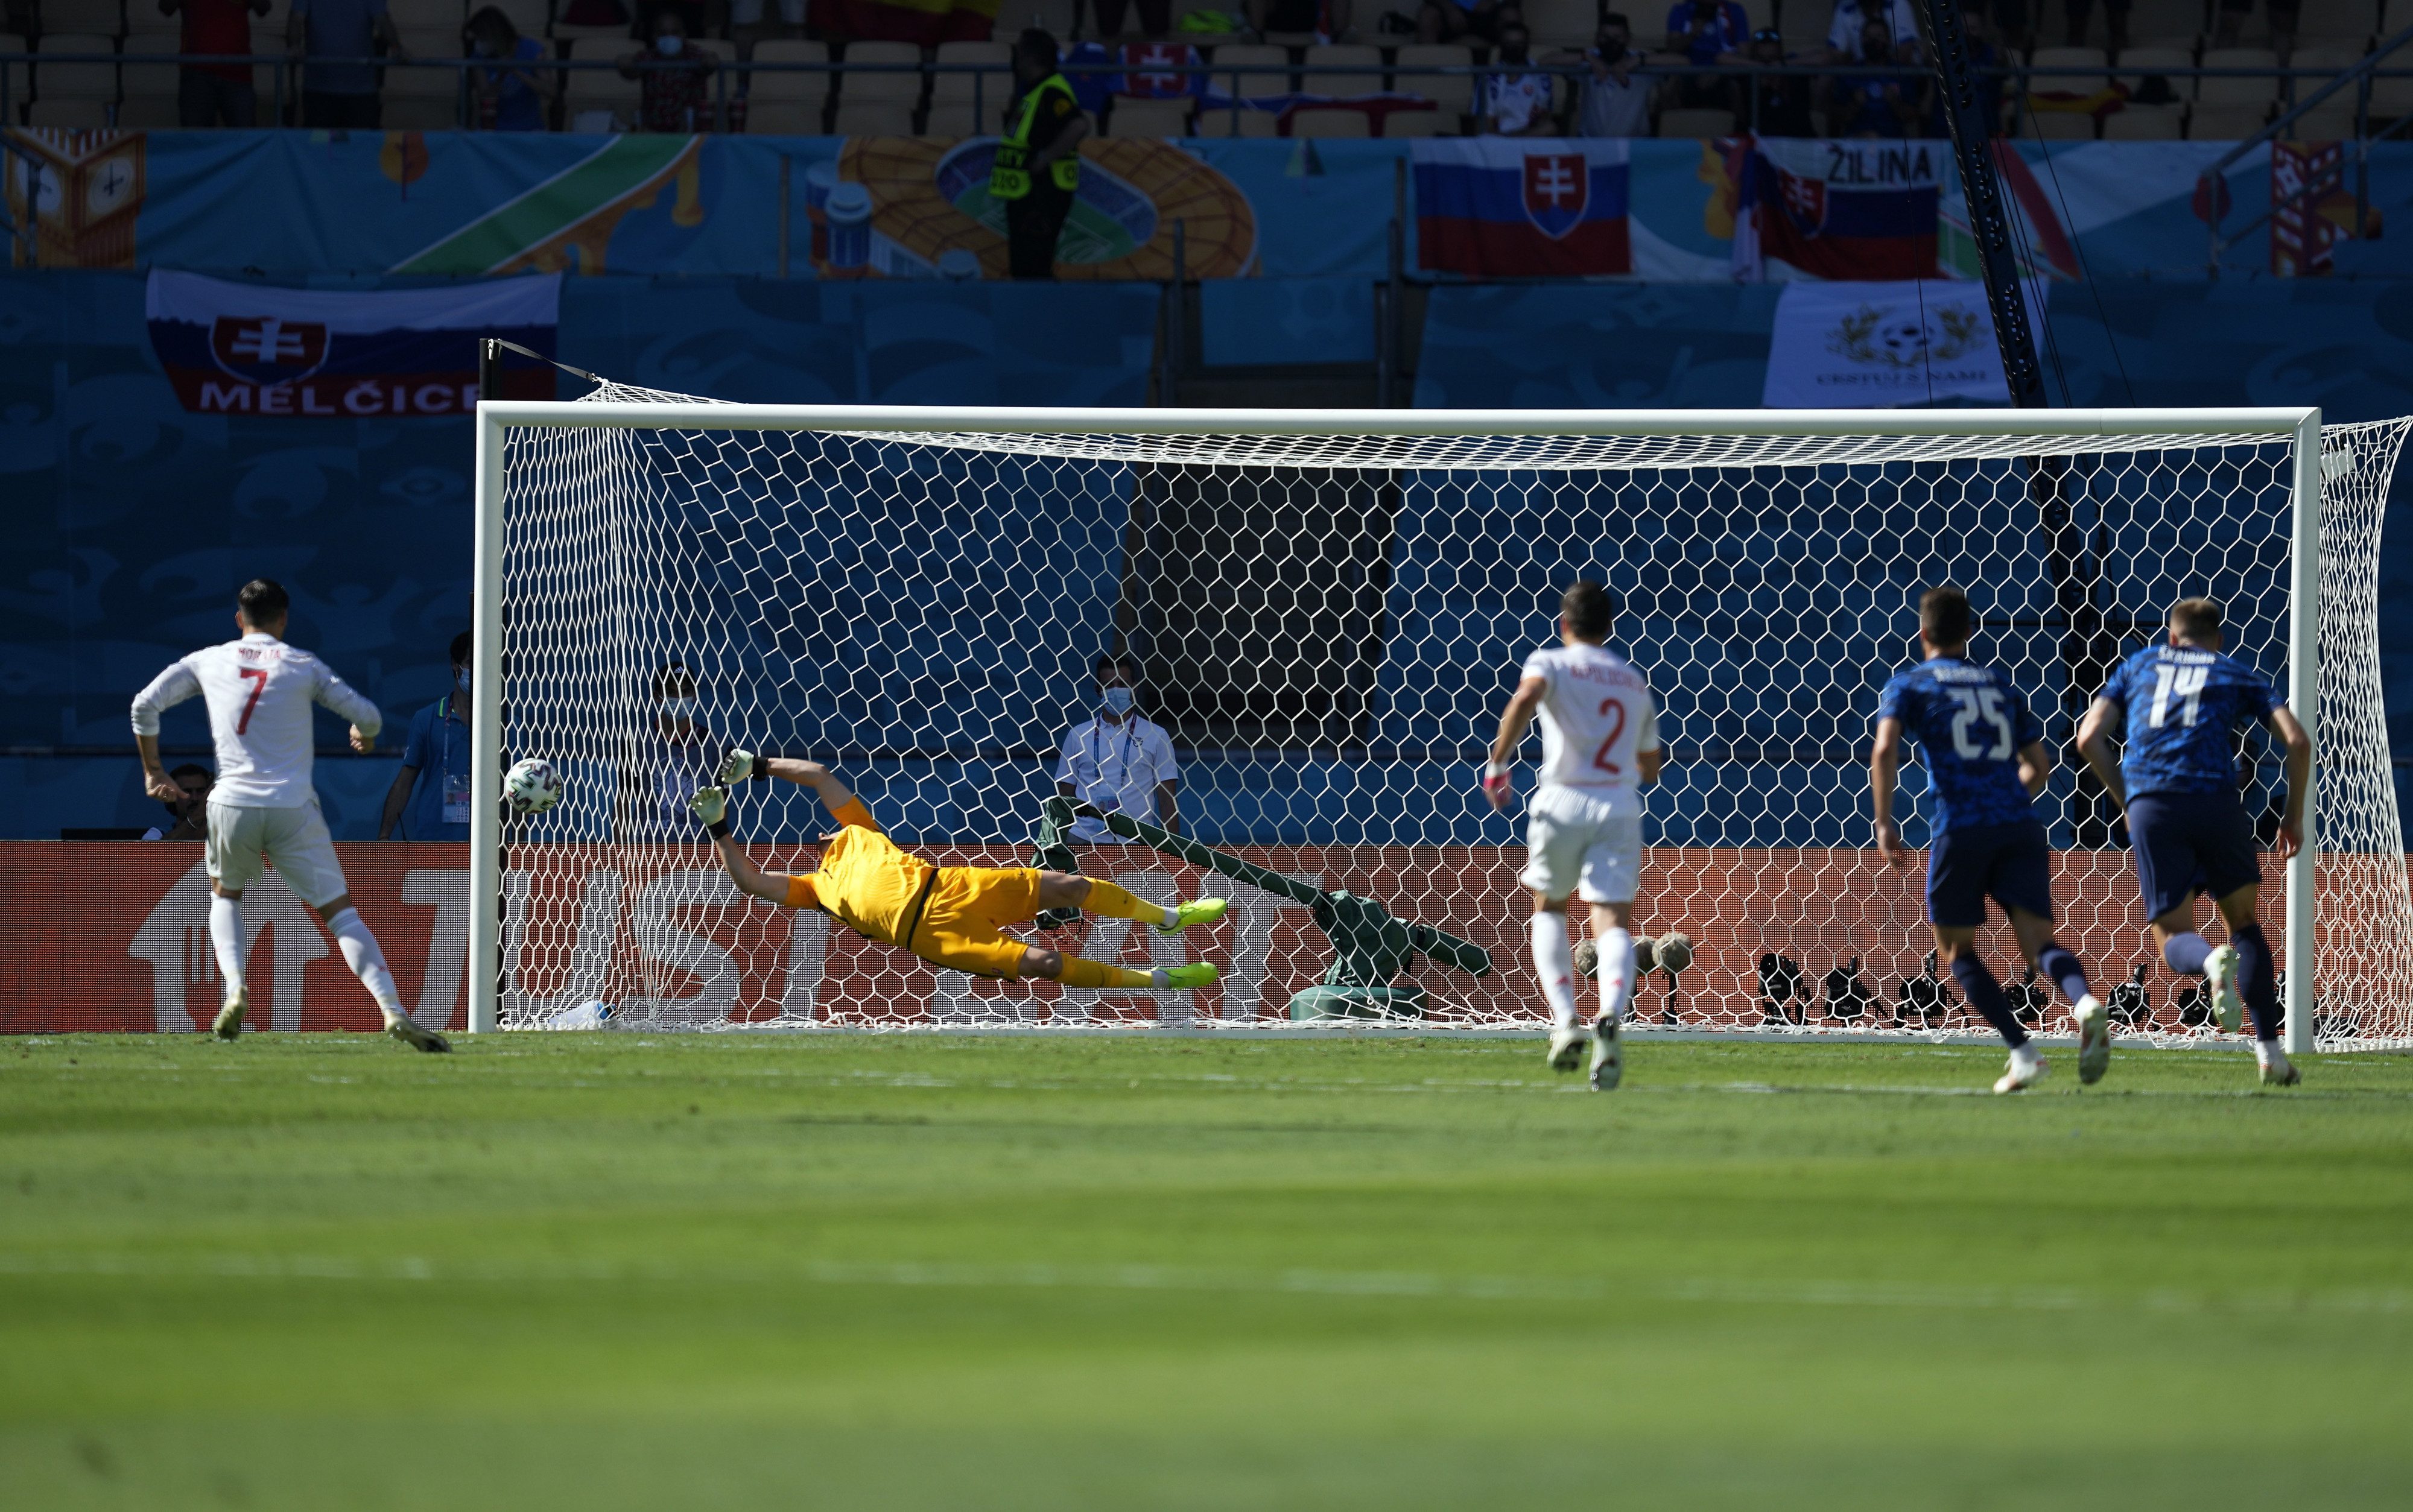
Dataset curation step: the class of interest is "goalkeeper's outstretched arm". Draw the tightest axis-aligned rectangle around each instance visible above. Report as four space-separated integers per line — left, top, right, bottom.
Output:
715 750 877 829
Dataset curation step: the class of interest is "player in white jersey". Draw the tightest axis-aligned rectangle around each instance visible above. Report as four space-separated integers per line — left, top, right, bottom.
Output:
1484 581 1663 1091
130 579 451 1052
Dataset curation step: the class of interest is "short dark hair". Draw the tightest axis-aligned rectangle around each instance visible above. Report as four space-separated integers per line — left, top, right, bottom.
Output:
449 630 473 665
1602 11 1631 27
168 762 212 783
653 660 696 700
1018 27 1059 66
1095 653 1137 680
2170 596 2222 641
1919 586 1973 647
236 579 288 625
1561 580 1614 640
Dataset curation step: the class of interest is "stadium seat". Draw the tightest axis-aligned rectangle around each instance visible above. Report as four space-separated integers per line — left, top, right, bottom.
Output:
2028 45 2111 93
2119 0 2208 46
35 33 118 103
1193 101 1276 134
115 89 176 123
387 29 469 116
830 97 913 134
116 27 176 110
1301 43 1381 97
1381 104 1444 136
562 53 639 128
2197 46 2278 105
2288 41 2370 112
1106 95 1190 136
744 37 827 133
1518 0 1595 47
2186 101 2269 134
492 0 550 42
2026 107 2098 136
2102 101 2186 135
2117 45 2196 89
2282 103 2360 136
385 94 463 127
386 0 465 29
1 36 28 116
28 95 109 124
1289 104 1368 135
837 39 921 107
41 0 125 37
1657 106 1734 136
1389 43 1472 115
1206 42 1288 96
122 2 179 35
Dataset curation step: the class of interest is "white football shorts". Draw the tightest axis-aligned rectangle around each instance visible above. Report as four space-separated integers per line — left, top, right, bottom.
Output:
1519 783 1644 905
206 798 350 908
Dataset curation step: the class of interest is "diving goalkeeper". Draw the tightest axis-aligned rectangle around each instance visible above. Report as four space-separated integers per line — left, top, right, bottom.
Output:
691 753 1225 991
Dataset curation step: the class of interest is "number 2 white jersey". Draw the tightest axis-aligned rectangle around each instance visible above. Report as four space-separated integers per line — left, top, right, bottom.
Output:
1521 642 1661 796
131 631 382 808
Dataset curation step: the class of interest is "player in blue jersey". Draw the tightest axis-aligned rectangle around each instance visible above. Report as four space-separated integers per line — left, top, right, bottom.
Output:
1871 587 2109 1093
2077 596 2312 1086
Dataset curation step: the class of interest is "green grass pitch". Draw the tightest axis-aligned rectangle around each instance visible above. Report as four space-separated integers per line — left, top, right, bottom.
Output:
4 1030 2411 1510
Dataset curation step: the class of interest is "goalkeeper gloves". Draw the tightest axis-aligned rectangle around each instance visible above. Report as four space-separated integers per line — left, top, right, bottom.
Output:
691 785 732 838
715 749 769 785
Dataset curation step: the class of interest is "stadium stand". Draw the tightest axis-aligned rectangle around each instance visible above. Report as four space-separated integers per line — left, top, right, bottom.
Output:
741 37 829 133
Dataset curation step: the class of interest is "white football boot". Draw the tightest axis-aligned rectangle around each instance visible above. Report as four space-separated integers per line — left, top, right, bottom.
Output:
2204 943 2244 1033
1993 1045 2049 1094
383 1010 452 1054
1546 1025 1587 1072
2072 995 2112 1086
210 987 247 1042
1588 1013 1623 1092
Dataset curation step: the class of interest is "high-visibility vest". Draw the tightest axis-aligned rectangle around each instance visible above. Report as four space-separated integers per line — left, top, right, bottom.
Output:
990 72 1082 201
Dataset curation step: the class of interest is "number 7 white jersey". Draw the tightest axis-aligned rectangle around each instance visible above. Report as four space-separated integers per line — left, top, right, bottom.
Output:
1520 642 1661 794
131 631 382 808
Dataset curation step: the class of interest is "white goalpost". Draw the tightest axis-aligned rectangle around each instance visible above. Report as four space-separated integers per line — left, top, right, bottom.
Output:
469 396 2413 1052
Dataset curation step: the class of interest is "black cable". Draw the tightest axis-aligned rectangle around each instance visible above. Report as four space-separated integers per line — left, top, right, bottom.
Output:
2013 122 2084 408
2023 119 2136 407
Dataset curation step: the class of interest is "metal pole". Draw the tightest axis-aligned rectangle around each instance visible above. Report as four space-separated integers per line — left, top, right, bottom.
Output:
1921 0 2047 406
469 347 507 1036
2283 408 2322 1057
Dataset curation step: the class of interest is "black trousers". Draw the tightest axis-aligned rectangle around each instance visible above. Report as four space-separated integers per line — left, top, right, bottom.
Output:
1004 187 1073 281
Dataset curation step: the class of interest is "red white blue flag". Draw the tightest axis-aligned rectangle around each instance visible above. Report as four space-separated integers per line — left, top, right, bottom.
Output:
145 271 559 417
1412 139 1630 278
1730 138 1942 282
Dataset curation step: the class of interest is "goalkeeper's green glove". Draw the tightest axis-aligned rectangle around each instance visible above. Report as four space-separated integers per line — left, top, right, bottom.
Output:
715 748 769 785
690 785 732 838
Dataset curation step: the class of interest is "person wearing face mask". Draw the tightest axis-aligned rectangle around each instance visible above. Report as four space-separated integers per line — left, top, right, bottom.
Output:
144 764 215 842
615 659 726 840
618 5 717 134
380 631 476 843
465 5 556 132
1053 654 1181 844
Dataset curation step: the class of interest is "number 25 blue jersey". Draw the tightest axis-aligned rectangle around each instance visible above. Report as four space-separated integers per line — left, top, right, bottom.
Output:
2095 644 2280 799
1876 657 2046 833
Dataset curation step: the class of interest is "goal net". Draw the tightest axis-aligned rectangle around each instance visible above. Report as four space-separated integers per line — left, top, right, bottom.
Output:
475 394 2413 1049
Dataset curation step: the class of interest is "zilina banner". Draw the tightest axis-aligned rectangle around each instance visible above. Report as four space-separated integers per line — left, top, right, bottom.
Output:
1729 138 1944 282
144 270 559 416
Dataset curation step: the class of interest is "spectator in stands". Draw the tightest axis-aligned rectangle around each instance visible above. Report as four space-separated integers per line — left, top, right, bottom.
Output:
992 29 1087 280
466 6 556 131
162 0 270 128
1827 15 1919 138
1663 0 1746 107
556 0 629 25
378 631 473 843
289 0 407 130
1479 21 1556 134
1054 653 1181 843
728 0 804 55
616 659 721 840
619 6 717 133
2213 0 2291 56
1416 0 1517 48
143 763 214 842
1247 0 1349 43
1551 13 1657 138
1735 25 1815 134
1822 0 1916 60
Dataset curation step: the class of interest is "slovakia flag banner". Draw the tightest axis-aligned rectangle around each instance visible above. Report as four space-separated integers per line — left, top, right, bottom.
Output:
1412 138 1630 279
1731 138 1942 282
145 271 560 418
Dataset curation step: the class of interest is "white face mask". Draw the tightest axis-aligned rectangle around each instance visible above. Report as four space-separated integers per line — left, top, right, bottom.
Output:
655 33 683 55
661 697 696 717
1100 686 1135 715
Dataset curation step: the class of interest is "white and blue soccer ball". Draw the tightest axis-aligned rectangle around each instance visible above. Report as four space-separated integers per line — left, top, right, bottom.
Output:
504 756 564 815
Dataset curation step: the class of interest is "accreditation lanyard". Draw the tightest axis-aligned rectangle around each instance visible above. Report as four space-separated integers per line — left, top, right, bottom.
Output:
1085 716 1147 813
439 700 472 824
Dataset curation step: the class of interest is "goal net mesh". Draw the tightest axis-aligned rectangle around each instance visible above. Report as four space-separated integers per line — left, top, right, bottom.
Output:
493 391 2413 1048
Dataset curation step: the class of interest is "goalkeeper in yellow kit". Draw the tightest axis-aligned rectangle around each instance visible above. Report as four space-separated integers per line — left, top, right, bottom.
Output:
691 751 1225 990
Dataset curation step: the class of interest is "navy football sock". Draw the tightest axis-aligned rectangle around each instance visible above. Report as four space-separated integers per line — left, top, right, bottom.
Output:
2232 922 2283 1043
2163 930 2213 977
1950 953 2028 1048
2037 944 2092 1008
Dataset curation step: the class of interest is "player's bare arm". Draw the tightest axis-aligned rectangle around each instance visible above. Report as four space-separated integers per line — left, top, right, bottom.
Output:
2268 704 2312 859
1869 715 1907 867
2016 738 2051 799
1484 675 1547 811
2075 696 2128 811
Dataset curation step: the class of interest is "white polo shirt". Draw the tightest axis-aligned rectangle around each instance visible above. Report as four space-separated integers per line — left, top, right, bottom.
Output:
1052 713 1179 843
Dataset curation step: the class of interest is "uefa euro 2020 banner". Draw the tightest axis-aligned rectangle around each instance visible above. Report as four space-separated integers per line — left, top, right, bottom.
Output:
145 270 560 417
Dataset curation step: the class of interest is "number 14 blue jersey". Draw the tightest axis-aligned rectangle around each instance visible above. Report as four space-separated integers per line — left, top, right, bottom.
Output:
1877 657 2046 834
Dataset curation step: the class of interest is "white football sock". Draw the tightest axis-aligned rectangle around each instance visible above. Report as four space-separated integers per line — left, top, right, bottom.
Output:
1530 912 1578 1031
325 907 404 1015
208 893 247 996
1595 926 1635 1027
2011 1040 2043 1067
2255 1040 2288 1070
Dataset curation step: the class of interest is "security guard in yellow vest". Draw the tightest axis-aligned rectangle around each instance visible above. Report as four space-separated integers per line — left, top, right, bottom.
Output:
990 29 1090 280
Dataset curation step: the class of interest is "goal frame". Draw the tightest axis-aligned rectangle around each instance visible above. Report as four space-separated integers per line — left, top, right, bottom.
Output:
469 403 2326 1049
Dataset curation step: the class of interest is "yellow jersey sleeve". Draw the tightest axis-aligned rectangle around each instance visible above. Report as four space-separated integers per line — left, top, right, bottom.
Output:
829 797 881 832
782 873 825 911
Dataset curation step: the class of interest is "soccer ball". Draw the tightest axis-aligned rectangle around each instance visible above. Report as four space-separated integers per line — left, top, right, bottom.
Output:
504 757 563 814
